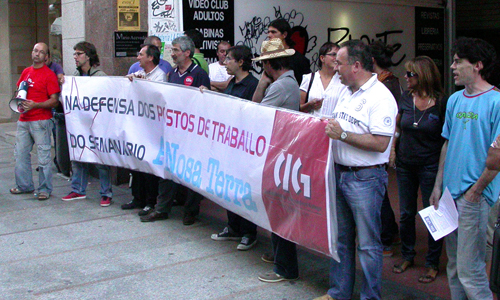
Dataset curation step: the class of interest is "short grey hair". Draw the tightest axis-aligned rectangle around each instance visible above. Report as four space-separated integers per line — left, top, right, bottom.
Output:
172 36 195 58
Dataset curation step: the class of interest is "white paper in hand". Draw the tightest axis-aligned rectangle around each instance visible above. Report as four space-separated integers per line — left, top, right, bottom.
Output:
418 187 459 241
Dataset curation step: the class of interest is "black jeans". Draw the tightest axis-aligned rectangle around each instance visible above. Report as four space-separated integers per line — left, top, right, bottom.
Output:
381 190 399 247
227 211 257 237
396 162 443 267
156 179 202 216
54 114 71 177
272 233 298 278
131 171 159 207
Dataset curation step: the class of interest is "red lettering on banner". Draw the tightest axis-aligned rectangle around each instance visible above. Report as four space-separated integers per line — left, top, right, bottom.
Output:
217 122 226 142
230 127 238 147
262 111 330 254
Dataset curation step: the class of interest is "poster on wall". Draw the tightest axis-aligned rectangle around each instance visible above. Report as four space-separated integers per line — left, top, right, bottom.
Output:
118 0 140 31
415 7 445 82
148 0 183 64
114 31 148 57
182 0 234 63
148 0 182 34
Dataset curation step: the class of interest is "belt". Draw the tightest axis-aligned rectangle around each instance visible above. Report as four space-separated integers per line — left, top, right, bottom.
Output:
336 163 384 172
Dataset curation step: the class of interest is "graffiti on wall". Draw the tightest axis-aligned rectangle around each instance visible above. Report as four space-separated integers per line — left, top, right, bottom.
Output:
237 6 318 74
327 27 406 67
150 0 179 33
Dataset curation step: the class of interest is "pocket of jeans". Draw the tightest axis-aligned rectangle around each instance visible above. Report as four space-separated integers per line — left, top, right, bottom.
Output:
462 193 482 205
37 144 52 165
32 120 51 131
353 168 384 182
422 163 438 173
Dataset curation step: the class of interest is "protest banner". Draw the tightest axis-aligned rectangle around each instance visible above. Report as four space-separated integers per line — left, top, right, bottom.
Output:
61 76 338 260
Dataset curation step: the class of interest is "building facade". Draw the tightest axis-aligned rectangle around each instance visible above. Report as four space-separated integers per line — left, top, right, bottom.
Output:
5 0 495 123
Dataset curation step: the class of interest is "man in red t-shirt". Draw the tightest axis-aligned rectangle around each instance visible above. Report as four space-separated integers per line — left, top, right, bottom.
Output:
10 42 60 200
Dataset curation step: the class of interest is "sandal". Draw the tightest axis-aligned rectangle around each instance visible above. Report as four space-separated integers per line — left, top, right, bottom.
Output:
10 187 34 194
393 260 414 274
418 267 439 283
37 192 50 201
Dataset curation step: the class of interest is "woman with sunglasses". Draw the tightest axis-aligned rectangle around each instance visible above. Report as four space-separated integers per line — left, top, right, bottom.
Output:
299 42 344 117
391 56 447 284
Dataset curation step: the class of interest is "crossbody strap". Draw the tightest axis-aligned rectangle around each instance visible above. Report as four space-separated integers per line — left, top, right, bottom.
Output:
305 72 315 103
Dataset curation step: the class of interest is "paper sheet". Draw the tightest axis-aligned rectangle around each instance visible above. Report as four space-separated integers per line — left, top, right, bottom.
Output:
418 187 458 241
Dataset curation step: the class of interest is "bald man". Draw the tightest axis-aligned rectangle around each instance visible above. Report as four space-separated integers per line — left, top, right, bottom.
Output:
128 35 173 75
10 42 60 201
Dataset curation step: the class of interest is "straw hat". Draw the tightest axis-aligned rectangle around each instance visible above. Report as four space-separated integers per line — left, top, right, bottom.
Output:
252 38 295 61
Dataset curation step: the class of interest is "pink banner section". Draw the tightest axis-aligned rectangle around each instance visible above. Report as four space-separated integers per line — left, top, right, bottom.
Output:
262 110 331 256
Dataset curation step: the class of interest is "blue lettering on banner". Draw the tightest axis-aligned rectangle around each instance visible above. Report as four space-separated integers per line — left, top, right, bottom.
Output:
152 137 202 188
206 158 257 212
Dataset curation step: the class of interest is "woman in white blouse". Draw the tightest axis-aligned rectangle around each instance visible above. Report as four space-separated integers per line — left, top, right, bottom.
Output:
299 42 344 117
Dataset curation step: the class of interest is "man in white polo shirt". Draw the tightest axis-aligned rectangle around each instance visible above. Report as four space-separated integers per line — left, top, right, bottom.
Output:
316 40 397 300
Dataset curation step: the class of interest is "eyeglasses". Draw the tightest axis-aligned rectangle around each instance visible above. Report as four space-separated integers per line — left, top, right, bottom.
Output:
406 71 418 78
324 52 337 57
73 52 86 57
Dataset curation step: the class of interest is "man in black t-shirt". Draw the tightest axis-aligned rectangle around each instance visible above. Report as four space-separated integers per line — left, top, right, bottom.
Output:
210 45 259 251
140 36 210 226
266 18 311 85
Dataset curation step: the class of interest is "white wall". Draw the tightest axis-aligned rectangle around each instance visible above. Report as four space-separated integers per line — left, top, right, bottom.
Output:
329 2 415 79
234 0 422 81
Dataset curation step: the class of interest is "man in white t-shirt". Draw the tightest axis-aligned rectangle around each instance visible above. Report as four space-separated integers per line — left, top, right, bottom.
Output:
127 44 167 82
315 40 397 300
209 41 231 92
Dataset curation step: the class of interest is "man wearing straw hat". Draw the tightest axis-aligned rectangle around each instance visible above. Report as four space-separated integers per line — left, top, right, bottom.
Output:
10 42 60 200
252 38 301 282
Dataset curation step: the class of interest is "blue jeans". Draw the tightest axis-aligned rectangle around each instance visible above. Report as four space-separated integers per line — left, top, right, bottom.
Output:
446 194 492 300
14 120 53 194
328 164 386 300
397 162 443 267
71 161 112 197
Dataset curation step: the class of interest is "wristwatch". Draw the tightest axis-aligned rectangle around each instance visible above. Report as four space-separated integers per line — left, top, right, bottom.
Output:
340 131 348 141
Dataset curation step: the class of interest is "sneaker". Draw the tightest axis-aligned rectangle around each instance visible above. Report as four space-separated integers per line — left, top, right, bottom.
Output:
121 199 144 210
261 252 274 263
383 246 394 257
237 235 257 251
140 211 169 222
138 205 154 216
183 213 196 226
211 227 242 241
100 196 112 207
258 271 298 283
62 192 86 201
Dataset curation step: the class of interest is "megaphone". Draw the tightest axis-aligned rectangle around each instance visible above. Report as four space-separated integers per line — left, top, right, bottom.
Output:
9 81 29 113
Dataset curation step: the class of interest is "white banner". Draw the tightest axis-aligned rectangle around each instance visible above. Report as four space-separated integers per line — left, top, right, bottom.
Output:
62 76 337 260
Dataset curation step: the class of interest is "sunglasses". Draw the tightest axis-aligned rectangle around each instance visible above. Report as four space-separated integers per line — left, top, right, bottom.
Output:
406 71 418 78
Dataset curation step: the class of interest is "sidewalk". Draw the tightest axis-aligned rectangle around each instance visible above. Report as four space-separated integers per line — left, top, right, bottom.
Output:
0 121 449 300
